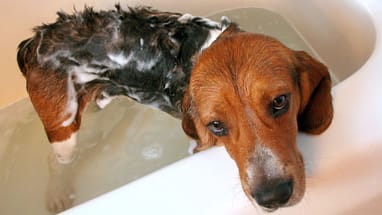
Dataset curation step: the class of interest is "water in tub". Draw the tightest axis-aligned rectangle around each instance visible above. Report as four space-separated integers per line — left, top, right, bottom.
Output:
0 8 337 214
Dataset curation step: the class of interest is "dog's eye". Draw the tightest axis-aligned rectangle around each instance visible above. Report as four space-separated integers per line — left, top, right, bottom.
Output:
271 94 290 117
207 121 228 137
273 95 288 109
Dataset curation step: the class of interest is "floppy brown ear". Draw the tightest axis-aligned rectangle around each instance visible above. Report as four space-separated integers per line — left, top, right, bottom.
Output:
295 51 333 134
181 90 199 140
181 89 218 152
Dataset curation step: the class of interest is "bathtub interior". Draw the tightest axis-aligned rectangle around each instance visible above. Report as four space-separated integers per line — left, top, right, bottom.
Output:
0 98 190 214
0 2 377 214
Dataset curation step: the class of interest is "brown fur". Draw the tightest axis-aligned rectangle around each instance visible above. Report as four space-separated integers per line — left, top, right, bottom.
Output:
25 67 103 143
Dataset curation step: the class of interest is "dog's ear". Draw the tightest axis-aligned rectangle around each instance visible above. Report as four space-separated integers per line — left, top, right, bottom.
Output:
181 90 199 140
181 89 217 152
294 51 333 134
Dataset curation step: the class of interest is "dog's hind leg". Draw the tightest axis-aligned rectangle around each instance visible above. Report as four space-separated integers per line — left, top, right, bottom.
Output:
25 68 100 213
45 88 99 213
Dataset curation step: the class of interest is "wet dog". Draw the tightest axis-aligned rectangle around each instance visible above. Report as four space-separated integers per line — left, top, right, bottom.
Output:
17 5 332 213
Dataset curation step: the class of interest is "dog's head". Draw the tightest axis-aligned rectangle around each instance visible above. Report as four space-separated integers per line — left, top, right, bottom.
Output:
182 25 333 211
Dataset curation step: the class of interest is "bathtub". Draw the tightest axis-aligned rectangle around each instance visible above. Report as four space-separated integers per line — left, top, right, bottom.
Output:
59 0 382 214
1 0 381 214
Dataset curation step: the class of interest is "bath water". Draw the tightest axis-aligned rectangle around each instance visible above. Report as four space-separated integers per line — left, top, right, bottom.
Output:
0 8 322 214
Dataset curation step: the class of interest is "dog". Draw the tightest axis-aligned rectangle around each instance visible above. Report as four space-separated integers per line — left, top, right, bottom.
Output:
17 5 333 213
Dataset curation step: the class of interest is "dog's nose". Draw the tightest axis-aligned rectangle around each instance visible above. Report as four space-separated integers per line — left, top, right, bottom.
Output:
252 179 293 209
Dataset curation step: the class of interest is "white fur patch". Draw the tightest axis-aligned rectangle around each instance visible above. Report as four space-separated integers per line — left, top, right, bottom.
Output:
259 146 283 179
73 71 100 83
220 16 231 29
108 51 160 71
62 72 78 127
200 29 223 51
178 14 194 23
199 16 230 52
52 132 78 164
135 53 160 71
140 38 144 48
42 50 73 68
108 52 134 66
35 29 74 69
164 81 171 90
178 14 220 28
36 30 45 63
162 94 171 104
168 32 178 45
247 144 283 180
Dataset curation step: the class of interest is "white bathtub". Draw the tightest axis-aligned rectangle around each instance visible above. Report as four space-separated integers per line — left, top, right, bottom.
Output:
61 0 382 214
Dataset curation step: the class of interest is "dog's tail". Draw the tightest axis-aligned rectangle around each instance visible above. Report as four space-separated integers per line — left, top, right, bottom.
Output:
17 37 35 77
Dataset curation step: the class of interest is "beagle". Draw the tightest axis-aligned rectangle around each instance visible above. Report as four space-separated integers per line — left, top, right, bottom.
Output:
17 5 333 212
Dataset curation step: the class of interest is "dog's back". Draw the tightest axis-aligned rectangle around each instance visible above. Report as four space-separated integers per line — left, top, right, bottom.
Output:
17 5 227 117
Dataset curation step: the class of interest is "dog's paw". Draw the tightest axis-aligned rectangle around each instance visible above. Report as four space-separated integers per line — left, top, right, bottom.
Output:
46 179 76 214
